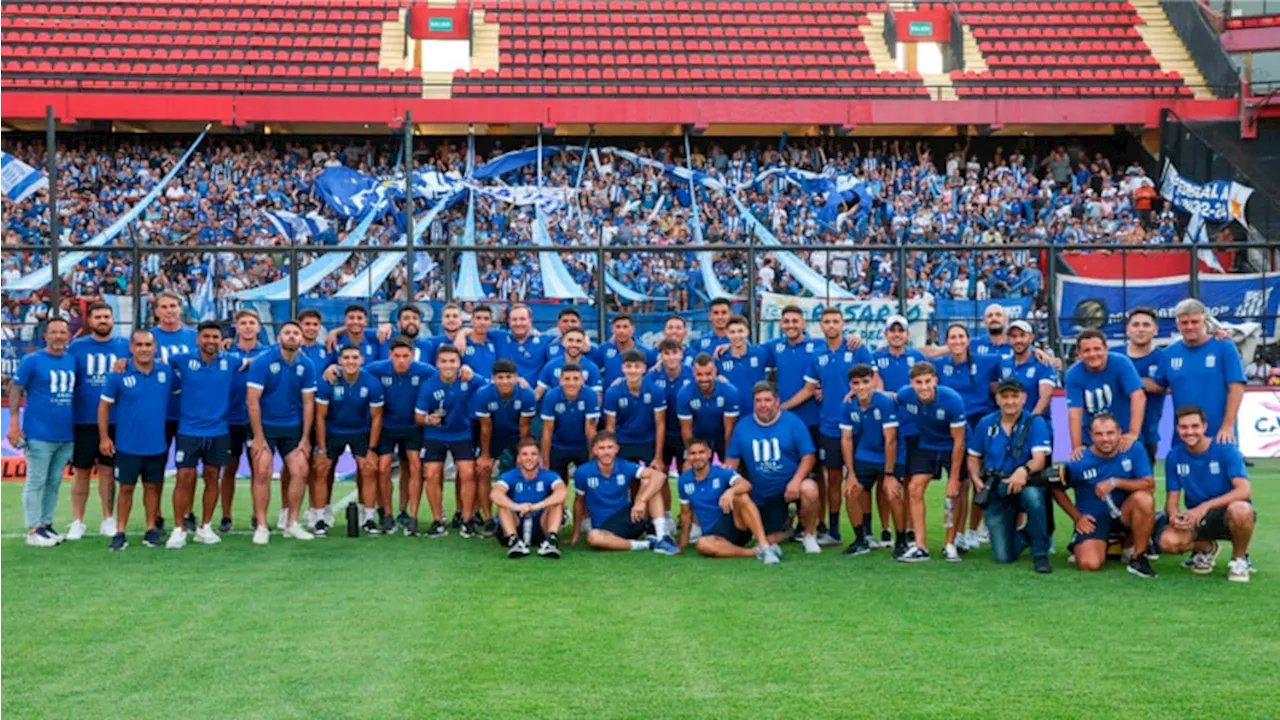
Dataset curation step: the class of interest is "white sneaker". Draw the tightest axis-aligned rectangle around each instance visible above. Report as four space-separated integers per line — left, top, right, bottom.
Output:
801 534 822 554
277 508 289 530
755 545 781 565
954 532 972 552
976 524 990 544
282 523 314 541
1121 546 1135 564
1193 542 1221 575
25 531 58 548
165 527 187 549
688 523 702 542
99 516 117 537
303 508 318 530
194 524 221 545
1067 553 1077 564
323 506 335 527
815 532 840 547
1227 557 1251 583
66 519 87 541
944 543 962 562
252 526 271 545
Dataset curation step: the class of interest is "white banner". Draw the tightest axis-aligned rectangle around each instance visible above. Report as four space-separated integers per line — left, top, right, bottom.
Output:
1239 390 1280 458
759 293 931 349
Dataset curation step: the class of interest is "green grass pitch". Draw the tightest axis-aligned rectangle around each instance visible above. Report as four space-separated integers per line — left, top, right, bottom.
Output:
3 461 1277 719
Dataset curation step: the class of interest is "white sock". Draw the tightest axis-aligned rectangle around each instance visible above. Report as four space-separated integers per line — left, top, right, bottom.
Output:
629 540 650 551
663 511 673 523
653 517 672 538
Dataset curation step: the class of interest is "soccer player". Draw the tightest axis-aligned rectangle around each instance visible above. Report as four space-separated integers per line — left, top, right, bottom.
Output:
646 338 693 511
98 330 173 551
542 306 583 362
295 308 331 369
966 380 1053 573
1065 329 1145 461
895 362 967 563
66 301 129 540
245 320 317 545
220 309 268 531
365 337 435 534
716 314 769 396
1124 307 1166 464
454 304 501 379
492 439 567 559
603 349 666 470
313 345 384 538
1055 413 1158 578
415 344 487 538
377 305 435 362
539 363 599 484
1150 298 1246 445
474 358 538 535
570 431 677 554
839 364 901 556
536 328 603 401
692 297 732 354
165 321 238 548
771 305 820 440
421 302 467 366
870 314 925 548
592 314 656 388
657 314 697 368
494 303 549 389
677 353 740 460
1159 405 1254 582
678 437 779 564
8 318 77 548
724 381 819 552
150 290 196 531
325 305 380 367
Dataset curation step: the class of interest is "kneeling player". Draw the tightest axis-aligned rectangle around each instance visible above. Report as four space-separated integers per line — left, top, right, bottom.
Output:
492 440 567 559
570 431 677 554
1159 405 1255 582
679 438 779 563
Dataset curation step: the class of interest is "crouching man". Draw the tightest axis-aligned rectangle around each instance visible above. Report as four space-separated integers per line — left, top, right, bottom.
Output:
492 439 567 559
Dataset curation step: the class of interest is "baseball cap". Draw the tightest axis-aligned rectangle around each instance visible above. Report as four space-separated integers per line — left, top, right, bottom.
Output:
1009 320 1033 334
884 314 909 331
996 379 1025 394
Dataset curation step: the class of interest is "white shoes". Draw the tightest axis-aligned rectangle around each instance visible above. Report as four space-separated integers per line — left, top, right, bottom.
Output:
688 523 702 542
277 508 289 530
99 516 118 537
194 524 221 545
66 519 87 541
801 534 822 554
165 527 187 549
252 526 271 545
954 532 973 552
25 531 58 548
1227 557 1251 583
975 523 990 545
282 523 314 541
944 543 962 562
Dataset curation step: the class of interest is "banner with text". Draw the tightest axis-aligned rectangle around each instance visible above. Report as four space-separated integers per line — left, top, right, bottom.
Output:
1240 390 1280 458
1160 159 1254 226
759 293 930 348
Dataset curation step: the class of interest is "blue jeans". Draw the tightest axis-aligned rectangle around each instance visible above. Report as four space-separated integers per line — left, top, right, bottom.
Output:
23 439 74 529
985 484 1051 563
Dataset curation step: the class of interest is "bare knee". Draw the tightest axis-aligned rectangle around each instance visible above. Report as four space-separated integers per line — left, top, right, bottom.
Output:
1128 491 1154 514
1227 502 1254 528
1075 552 1104 572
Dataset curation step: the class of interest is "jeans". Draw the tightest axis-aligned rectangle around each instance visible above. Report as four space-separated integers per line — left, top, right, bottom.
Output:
985 484 1051 563
23 439 74 529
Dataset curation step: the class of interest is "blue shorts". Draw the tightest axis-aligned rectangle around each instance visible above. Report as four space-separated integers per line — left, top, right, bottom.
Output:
1070 513 1125 547
114 452 166 486
618 441 655 466
377 426 422 456
228 424 249 462
754 494 790 536
597 507 651 540
817 433 844 470
325 432 371 460
549 447 589 481
175 434 233 469
705 512 751 546
422 438 474 464
905 436 949 479
257 425 302 456
852 460 900 490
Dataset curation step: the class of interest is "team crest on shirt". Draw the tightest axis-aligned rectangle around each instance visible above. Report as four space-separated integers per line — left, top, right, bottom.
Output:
219 359 228 371
749 356 759 368
1026 368 1035 378
334 387 345 400
683 482 696 495
643 393 651 403
844 352 853 363
1176 463 1191 476
805 342 815 353
123 376 137 388
188 359 200 371
359 387 368 398
615 474 626 486
1171 358 1183 371
514 400 524 410
158 371 167 383
943 365 954 376
1121 458 1132 472
906 403 918 414
606 348 617 358
716 396 725 408
1206 355 1216 368
411 377 420 386
488 401 499 412
382 377 393 387
433 389 445 401
936 409 945 419
1209 461 1220 474
586 476 600 489
555 403 566 413
270 362 281 374
849 412 861 424
774 342 786 354
877 357 889 369
576 400 586 411
619 397 629 409
818 355 829 367
712 478 722 490
295 365 305 377
536 481 545 492
691 399 702 410
465 346 475 357
872 409 881 420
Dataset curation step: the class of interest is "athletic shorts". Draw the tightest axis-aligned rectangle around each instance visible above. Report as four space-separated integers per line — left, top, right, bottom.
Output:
1195 505 1254 542
422 438 474 464
661 435 684 471
705 511 752 546
905 436 949 479
549 447 590 482
852 460 900 490
256 425 302 456
1143 442 1159 468
618 441 655 466
165 419 179 450
326 432 371 460
114 452 166 486
497 511 547 547
377 426 422 456
755 494 789 536
597 506 651 540
817 433 844 470
1071 513 1125 547
72 423 114 469
175 434 233 469
228 424 249 462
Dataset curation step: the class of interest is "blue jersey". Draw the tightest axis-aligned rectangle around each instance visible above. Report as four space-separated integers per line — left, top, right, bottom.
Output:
839 391 901 464
896 385 967 452
151 325 197 420
378 334 435 364
225 342 268 426
999 354 1057 417
646 365 694 437
805 342 874 438
678 464 743 531
966 411 1052 475
326 330 380 369
692 332 730 356
415 374 486 443
1065 445 1152 520
574 458 645 524
932 353 1002 417
726 410 815 501
471 384 537 448
457 333 500 379
168 351 237 437
1127 347 1166 447
496 467 564 506
421 332 464 367
591 342 657 388
872 347 926 437
297 341 330 372
603 378 666 445
676 380 741 446
246 347 317 428
316 370 384 436
364 360 436 430
1155 337 1246 439
537 355 604 395
1166 441 1247 508
101 361 172 455
67 335 130 425
1065 353 1143 443
539 386 600 452
716 345 769 399
494 330 549 388
971 333 1015 360
14 350 77 442
765 336 819 426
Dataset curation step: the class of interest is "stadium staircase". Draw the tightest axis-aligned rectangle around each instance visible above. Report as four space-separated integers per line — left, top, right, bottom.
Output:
1128 0 1215 99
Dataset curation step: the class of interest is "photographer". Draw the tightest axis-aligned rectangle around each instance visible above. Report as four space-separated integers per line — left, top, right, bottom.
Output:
966 379 1053 573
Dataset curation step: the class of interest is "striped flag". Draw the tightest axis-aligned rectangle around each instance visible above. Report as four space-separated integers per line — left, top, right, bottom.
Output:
1 151 48 203
1184 210 1226 273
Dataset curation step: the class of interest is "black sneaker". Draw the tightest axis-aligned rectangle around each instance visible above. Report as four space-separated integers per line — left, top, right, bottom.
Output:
155 516 166 533
482 518 498 538
507 535 530 558
403 517 419 537
471 513 484 527
314 520 330 538
380 514 396 535
450 511 463 529
182 513 197 533
1127 554 1158 579
459 519 477 539
363 519 381 536
1034 556 1053 574
376 507 388 530
842 537 871 556
880 529 893 547
109 533 128 552
892 540 908 560
143 528 162 548
537 533 561 559
425 520 448 538
396 511 410 531
218 516 233 533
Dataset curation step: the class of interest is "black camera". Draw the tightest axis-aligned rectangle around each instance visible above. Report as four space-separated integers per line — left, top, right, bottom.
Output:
974 469 1004 508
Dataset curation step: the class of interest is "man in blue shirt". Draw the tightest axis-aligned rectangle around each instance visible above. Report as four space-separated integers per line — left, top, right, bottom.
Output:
474 358 537 482
570 431 676 554
1000 319 1059 544
166 321 239 549
895 362 967 563
1124 307 1165 464
415 344 487 539
1065 329 1145 461
592 314 656 388
542 306 582 364
716 315 769 399
539 363 600 485
377 305 435 363
771 305 820 434
66 301 130 541
421 302 467 367
678 437 779 564
323 305 380 370
455 304 501 380
493 303 548 390
603 349 667 470
691 297 732 355
1158 405 1254 582
150 291 197 454
966 380 1054 573
246 320 317 545
971 304 1015 359
9 318 77 548
98 329 172 551
839 364 901 556
365 337 436 535
647 338 694 482
314 345 384 538
295 309 331 372
1055 413 1158 578
1149 299 1246 447
219 309 268 532
536 328 603 402
871 314 925 549
725 381 819 552
492 439 568 559
677 353 740 461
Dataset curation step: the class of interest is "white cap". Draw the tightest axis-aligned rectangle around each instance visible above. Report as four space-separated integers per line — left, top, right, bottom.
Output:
884 314 910 331
1009 320 1034 334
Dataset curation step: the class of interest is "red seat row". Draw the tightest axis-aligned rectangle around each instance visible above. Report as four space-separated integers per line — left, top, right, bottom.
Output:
1 77 419 95
971 26 1142 38
977 40 1149 53
501 38 863 53
4 46 380 64
503 24 859 38
474 0 884 11
489 11 870 25
953 1 1132 11
6 32 380 49
964 13 1141 26
953 68 1182 81
956 84 1193 98
5 4 398 21
458 67 914 82
498 52 875 68
453 83 924 97
984 54 1160 67
6 60 418 78
1225 15 1280 30
2 19 384 35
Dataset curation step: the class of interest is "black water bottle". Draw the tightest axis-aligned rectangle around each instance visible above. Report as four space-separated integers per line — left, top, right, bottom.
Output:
346 504 360 537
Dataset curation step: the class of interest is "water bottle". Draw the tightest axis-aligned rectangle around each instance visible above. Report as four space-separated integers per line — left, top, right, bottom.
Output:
346 504 360 537
1105 495 1123 520
944 498 955 529
521 516 533 547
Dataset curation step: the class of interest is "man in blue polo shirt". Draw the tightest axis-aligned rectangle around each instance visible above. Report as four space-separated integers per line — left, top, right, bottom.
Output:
493 303 549 389
1065 329 1145 461
165 321 239 549
9 318 77 548
150 291 197 534
677 353 740 461
716 315 769 398
377 305 435 363
679 437 779 563
99 329 172 552
839 364 901 557
1150 299 1246 446
895 362 967 563
323 305 381 370
314 345 384 538
455 304 501 379
246 320 317 545
570 431 676 554
647 338 694 489
603 349 667 470
771 305 820 434
536 328 602 401
592 314 657 388
474 358 538 534
492 439 567 559
220 309 268 532
1124 307 1166 464
871 314 925 548
539 364 600 486
365 337 436 535
416 344 487 539
691 298 733 355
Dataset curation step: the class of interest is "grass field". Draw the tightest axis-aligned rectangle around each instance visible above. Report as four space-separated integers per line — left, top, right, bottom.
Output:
2 461 1277 719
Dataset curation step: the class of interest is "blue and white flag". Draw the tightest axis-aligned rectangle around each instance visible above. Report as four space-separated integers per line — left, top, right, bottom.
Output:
1 151 48 203
1161 159 1254 227
313 166 378 218
1183 209 1227 273
469 182 574 215
190 254 217 321
265 210 310 242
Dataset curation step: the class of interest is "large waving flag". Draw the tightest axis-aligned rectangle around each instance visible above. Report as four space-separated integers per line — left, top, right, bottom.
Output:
1 152 48 203
1184 209 1227 273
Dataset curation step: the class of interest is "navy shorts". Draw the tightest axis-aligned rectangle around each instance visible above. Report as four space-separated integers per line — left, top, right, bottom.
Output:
326 432 371 460
1071 513 1124 546
165 419 179 450
597 506 651 540
705 511 751 546
549 447 589 481
661 435 684 471
1195 505 1254 541
817 433 844 470
377 426 422 456
114 452 166 486
852 460 899 490
422 438 474 464
72 423 114 470
755 494 790 536
228 424 249 462
257 425 302 456
905 436 949 479
175 434 233 469
618 441 655 466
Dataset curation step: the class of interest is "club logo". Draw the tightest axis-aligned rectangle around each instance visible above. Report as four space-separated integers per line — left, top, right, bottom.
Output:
334 387 345 400
1206 355 1216 368
1122 458 1132 472
382 377 393 387
123 376 137 388
270 362 281 374
1209 461 1220 474
296 365 305 377
1171 358 1184 371
188 359 200 371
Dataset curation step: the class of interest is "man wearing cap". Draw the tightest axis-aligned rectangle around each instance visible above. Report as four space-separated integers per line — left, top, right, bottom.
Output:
870 314 925 547
1000 319 1060 542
